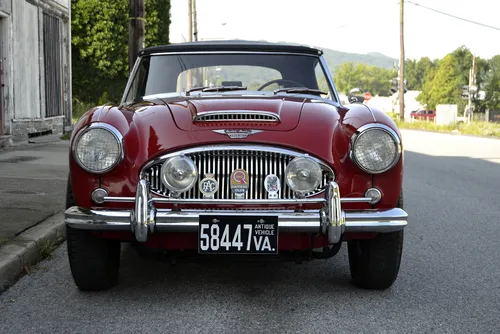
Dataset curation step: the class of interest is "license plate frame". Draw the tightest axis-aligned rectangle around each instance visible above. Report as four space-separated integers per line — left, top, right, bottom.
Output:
198 215 279 255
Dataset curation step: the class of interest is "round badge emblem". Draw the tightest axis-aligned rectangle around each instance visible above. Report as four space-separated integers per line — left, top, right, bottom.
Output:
264 174 280 199
199 177 219 198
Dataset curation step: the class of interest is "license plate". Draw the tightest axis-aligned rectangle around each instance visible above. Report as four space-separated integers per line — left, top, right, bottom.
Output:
198 215 278 254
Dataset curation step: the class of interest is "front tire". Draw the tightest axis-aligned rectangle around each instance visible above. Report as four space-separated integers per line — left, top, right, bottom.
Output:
66 176 121 291
347 192 404 289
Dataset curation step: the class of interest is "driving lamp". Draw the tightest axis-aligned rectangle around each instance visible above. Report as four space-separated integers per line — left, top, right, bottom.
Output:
352 126 401 174
74 125 123 174
285 156 322 194
160 155 198 194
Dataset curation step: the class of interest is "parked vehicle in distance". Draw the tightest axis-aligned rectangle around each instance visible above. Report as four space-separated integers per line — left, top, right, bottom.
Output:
65 41 408 291
410 109 436 121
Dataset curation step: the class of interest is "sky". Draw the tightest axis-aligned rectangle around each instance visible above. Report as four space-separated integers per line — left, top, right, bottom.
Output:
169 0 500 60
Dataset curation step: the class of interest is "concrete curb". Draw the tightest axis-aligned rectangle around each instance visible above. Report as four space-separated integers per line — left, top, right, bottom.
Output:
0 212 66 292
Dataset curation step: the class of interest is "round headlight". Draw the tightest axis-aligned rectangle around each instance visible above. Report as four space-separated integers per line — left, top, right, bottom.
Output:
352 126 401 174
74 125 123 173
285 157 322 194
160 156 198 194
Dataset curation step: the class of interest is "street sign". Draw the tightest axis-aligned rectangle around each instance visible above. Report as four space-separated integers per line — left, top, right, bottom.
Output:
364 92 372 101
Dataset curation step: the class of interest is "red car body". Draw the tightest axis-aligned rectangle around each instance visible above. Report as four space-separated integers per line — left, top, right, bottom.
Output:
65 41 408 290
410 109 436 121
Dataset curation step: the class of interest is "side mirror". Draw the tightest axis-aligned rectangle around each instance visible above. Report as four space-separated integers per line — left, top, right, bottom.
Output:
348 88 365 104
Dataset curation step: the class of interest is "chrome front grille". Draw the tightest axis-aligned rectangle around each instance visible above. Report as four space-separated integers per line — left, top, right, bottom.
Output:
141 146 334 200
194 111 279 122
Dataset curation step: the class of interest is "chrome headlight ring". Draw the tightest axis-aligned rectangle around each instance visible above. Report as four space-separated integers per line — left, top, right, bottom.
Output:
72 123 124 174
160 155 199 194
285 156 323 195
351 124 402 174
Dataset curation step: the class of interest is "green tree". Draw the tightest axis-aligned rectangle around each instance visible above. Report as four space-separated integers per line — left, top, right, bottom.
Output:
333 62 392 96
405 57 437 91
333 62 358 94
483 55 500 111
417 55 460 109
450 46 473 87
71 0 171 104
145 0 172 46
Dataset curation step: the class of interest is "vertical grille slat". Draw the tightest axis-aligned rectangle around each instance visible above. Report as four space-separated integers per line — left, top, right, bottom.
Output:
145 148 333 200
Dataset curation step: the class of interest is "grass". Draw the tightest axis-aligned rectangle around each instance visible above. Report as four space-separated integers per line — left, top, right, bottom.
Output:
39 232 64 260
72 99 96 125
387 113 500 138
457 121 500 137
60 132 71 140
60 99 97 140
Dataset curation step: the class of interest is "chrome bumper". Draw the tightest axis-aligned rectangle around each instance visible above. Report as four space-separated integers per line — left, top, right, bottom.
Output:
65 180 408 243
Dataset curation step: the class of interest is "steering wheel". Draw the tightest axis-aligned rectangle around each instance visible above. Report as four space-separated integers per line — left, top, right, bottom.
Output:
257 79 304 91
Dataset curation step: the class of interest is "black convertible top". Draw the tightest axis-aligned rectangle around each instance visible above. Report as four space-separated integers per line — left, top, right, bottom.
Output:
139 40 323 56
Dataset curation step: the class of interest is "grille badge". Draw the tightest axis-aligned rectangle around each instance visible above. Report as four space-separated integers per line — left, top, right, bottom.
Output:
213 129 263 139
264 174 280 199
199 173 218 199
230 169 249 199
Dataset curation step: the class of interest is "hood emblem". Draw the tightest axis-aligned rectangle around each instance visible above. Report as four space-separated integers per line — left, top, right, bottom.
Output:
213 129 263 139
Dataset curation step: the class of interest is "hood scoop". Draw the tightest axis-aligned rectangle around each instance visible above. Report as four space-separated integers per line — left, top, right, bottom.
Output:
194 110 280 123
167 96 303 131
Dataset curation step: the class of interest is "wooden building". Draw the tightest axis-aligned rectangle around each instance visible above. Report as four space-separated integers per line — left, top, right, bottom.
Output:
0 0 71 142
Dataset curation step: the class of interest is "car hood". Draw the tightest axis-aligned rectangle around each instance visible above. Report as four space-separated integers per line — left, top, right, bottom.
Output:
105 95 347 167
164 95 304 131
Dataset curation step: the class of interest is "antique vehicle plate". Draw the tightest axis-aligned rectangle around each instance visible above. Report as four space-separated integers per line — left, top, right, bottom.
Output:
198 215 278 254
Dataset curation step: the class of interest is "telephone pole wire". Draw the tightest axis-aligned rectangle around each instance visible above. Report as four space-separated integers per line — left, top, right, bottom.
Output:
399 0 405 121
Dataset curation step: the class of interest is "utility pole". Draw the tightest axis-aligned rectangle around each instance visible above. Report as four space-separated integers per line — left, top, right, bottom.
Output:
187 0 193 42
192 0 201 85
193 0 198 42
128 0 145 73
187 0 193 89
399 0 405 122
468 55 476 122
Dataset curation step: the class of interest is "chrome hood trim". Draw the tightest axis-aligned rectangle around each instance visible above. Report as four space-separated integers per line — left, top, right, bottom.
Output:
194 110 280 122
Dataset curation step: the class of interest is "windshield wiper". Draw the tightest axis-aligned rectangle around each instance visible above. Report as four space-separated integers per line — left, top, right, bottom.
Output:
274 87 327 95
186 86 247 96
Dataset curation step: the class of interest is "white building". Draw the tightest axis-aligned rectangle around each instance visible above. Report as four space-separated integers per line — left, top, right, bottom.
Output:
0 0 71 142
392 90 425 120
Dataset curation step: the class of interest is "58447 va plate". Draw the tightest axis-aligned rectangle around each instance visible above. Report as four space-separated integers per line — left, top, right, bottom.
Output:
198 215 278 254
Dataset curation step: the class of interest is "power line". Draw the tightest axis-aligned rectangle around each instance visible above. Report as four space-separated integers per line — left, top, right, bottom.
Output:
406 1 500 31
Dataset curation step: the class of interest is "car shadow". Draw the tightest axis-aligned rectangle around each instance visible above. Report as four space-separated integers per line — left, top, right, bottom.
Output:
114 242 356 294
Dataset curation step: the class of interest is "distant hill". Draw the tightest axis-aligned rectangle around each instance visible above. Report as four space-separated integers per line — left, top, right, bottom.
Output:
322 48 397 72
248 39 398 70
202 40 398 89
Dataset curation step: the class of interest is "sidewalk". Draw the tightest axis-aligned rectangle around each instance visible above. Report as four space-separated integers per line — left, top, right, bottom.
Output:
0 136 69 291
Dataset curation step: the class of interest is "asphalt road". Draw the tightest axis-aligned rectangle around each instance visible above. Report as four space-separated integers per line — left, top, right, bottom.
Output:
1 130 499 333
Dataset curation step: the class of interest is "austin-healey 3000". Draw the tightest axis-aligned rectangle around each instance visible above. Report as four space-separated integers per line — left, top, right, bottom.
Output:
65 41 407 290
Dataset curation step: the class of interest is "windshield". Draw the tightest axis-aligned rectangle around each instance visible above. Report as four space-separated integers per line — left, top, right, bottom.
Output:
123 53 336 103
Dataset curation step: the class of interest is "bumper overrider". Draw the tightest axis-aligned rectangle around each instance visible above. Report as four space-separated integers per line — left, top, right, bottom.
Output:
65 180 408 244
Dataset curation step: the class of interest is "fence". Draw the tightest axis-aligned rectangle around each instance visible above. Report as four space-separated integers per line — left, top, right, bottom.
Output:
487 110 500 123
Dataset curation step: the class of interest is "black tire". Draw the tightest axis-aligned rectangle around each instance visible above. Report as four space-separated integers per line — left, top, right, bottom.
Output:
347 191 404 290
66 175 76 209
66 176 121 291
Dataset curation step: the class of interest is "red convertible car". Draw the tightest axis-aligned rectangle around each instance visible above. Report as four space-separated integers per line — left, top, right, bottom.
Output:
65 41 407 291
